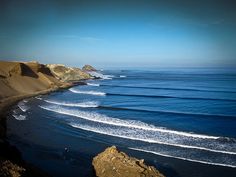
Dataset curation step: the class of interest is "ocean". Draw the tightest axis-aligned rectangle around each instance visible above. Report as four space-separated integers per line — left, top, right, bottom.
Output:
7 68 236 177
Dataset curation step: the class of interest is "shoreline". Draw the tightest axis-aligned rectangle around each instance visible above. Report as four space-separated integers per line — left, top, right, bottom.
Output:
0 82 72 135
0 61 103 176
0 82 77 176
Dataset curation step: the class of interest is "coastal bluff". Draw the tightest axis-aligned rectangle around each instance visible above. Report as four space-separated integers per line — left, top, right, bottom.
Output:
0 61 64 100
0 60 94 177
93 146 165 177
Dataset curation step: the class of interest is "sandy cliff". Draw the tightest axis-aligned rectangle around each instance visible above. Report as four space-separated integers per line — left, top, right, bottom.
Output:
0 60 74 177
0 61 67 100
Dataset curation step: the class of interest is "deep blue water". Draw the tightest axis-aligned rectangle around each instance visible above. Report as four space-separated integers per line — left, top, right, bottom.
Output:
7 68 236 177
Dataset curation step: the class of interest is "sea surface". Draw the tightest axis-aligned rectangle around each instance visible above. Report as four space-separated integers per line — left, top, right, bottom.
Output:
7 68 236 177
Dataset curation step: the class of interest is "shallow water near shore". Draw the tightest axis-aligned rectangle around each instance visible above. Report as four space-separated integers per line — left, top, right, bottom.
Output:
7 68 236 177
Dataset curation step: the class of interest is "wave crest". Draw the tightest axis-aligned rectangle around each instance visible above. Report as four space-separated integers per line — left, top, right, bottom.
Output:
12 114 26 121
17 101 29 112
87 83 100 87
69 88 106 96
44 99 99 108
39 105 219 139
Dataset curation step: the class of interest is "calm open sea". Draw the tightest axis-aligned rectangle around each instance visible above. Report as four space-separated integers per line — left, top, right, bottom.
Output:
7 68 236 177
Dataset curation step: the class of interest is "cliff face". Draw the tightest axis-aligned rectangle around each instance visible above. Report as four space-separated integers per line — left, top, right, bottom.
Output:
47 64 92 82
0 61 66 100
93 146 165 177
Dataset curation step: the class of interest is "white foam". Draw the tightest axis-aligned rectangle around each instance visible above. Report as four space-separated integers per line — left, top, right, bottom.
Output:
88 71 114 80
12 114 26 121
35 96 42 100
119 75 126 78
87 83 100 87
69 88 106 96
17 101 29 112
69 123 236 155
103 75 114 79
44 99 98 108
129 148 236 168
39 106 236 155
39 105 218 139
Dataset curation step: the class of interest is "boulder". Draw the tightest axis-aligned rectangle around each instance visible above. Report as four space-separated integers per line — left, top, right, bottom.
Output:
93 146 165 177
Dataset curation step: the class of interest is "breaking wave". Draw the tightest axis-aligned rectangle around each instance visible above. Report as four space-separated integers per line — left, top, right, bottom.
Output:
43 99 99 108
69 122 236 155
17 101 29 112
39 105 236 156
12 114 26 121
88 71 114 80
69 88 106 96
35 96 43 100
87 83 100 87
39 105 218 139
129 148 236 168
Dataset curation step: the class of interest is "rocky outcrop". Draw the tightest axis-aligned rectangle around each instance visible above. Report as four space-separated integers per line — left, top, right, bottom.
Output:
47 64 92 82
82 64 97 71
0 160 25 177
93 146 165 177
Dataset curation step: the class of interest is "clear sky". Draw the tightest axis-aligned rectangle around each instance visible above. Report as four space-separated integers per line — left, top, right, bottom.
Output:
0 0 236 68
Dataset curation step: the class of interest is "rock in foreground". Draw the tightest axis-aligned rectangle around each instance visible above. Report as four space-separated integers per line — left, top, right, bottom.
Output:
93 146 165 177
0 160 25 177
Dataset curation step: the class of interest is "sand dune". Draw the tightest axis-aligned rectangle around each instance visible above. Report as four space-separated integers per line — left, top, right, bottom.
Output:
0 61 68 100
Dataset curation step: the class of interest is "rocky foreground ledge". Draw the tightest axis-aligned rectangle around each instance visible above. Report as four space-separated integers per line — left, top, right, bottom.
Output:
93 146 165 177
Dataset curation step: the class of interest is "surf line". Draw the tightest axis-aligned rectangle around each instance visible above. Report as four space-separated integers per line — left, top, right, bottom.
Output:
129 148 236 168
69 123 236 155
69 88 106 96
43 99 98 108
39 105 220 140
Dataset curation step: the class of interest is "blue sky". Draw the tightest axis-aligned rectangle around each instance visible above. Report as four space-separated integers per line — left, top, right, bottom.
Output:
0 0 236 68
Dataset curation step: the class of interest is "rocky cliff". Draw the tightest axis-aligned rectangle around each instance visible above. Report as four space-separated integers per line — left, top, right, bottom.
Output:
82 64 97 71
47 64 92 82
93 146 165 177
